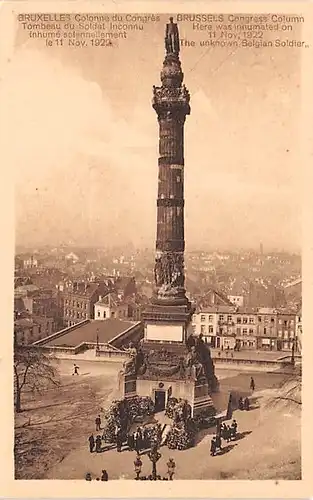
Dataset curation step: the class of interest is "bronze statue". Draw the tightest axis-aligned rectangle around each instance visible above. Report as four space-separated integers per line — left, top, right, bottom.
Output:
165 17 180 56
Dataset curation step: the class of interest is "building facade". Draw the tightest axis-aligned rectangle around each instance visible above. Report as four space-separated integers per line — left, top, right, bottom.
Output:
192 306 257 350
94 294 129 320
276 310 296 351
59 281 110 327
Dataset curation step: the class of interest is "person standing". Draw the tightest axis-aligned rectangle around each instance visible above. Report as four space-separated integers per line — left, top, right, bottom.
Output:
238 396 244 410
167 458 176 480
250 377 255 392
210 436 216 456
95 414 101 431
73 364 79 375
116 429 123 452
225 425 231 443
135 427 142 454
231 420 237 440
215 433 222 452
244 397 250 411
128 431 134 451
88 434 95 453
95 435 102 453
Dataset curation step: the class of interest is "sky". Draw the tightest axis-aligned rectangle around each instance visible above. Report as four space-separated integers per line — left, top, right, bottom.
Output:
2 13 302 252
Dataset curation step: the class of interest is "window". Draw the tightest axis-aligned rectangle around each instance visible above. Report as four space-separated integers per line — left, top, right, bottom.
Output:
103 311 106 318
200 325 206 334
208 315 213 322
278 330 282 338
284 330 288 339
243 328 247 335
237 317 242 324
279 319 282 324
243 317 248 324
249 328 254 334
97 311 101 317
290 319 294 325
258 316 262 322
284 320 288 327
219 315 224 321
290 330 294 338
111 312 115 318
227 315 232 322
249 317 254 324
236 327 241 335
271 318 275 324
264 327 267 335
201 315 206 322
209 325 214 333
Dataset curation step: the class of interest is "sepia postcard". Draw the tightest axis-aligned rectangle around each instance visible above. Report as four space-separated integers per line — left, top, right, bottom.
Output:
0 0 312 497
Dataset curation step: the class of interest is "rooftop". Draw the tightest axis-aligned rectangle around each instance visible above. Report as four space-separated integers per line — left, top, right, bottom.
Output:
39 318 140 348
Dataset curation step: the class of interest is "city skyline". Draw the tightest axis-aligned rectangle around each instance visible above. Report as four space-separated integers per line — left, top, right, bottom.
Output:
4 14 301 252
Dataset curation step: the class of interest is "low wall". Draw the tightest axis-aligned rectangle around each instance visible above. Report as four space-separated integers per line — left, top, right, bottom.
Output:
212 356 293 371
39 343 130 363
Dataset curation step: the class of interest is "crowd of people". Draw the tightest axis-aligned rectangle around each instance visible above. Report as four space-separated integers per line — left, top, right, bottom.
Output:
88 417 163 455
210 420 238 456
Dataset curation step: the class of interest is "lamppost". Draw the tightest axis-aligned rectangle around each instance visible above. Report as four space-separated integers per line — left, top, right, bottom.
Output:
167 458 176 480
134 454 142 480
291 337 296 365
148 445 161 480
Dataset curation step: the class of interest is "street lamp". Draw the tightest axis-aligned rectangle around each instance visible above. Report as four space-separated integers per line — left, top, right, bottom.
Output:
134 454 142 480
148 445 161 480
167 458 176 480
291 337 296 365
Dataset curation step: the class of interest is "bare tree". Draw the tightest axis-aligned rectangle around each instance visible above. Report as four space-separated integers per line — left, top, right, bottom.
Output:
14 346 60 413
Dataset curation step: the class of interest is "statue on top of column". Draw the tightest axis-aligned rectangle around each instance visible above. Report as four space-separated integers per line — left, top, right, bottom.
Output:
165 17 180 56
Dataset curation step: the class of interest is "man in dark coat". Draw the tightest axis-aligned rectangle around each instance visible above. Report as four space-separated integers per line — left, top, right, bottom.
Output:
231 419 238 440
238 396 244 410
88 434 95 453
250 377 255 392
210 436 216 456
127 431 135 451
215 433 222 452
135 427 142 453
95 435 102 453
95 414 101 431
225 425 231 443
116 429 123 452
